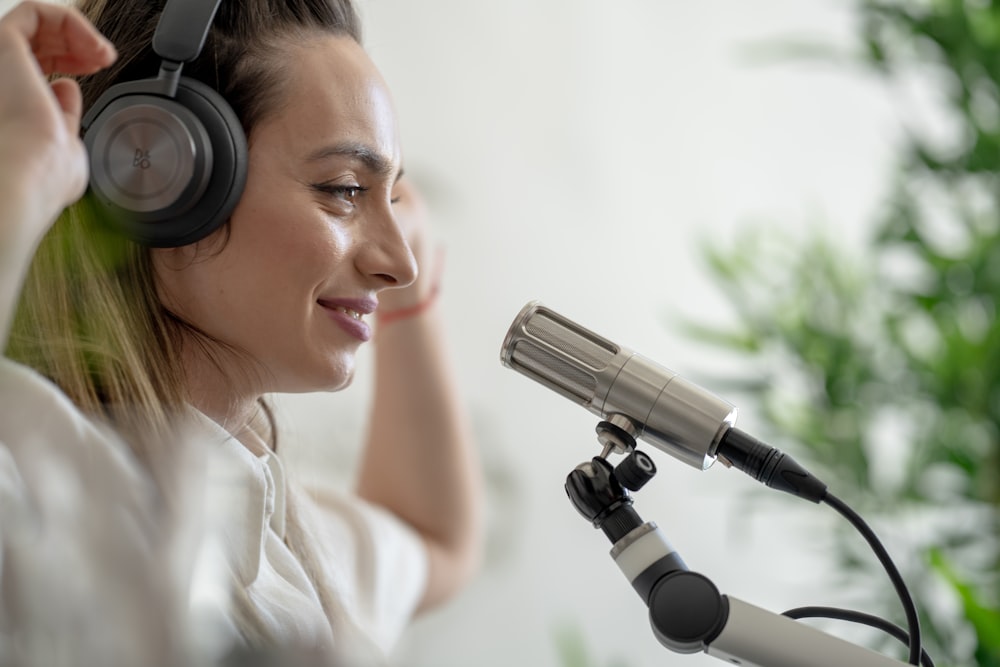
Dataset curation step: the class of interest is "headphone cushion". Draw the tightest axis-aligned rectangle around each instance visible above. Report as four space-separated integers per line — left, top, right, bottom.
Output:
84 77 248 247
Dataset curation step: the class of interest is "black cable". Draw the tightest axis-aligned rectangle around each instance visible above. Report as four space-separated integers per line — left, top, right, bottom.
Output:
783 605 934 667
717 429 927 663
822 492 922 665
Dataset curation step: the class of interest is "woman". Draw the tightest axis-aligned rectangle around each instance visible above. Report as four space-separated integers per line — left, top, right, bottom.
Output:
0 0 481 664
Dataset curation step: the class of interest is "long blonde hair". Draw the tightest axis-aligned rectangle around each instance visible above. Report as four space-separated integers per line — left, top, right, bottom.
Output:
5 0 365 655
8 185 186 453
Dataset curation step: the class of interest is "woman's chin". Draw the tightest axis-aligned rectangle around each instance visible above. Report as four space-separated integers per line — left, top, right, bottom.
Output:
270 359 356 394
310 362 356 393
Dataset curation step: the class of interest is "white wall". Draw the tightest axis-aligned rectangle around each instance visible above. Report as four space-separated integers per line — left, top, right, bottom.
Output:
1 1 904 665
344 2 902 666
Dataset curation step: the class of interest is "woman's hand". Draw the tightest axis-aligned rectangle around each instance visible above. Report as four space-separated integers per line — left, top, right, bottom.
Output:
378 176 441 315
359 177 483 612
0 0 116 241
0 1 116 349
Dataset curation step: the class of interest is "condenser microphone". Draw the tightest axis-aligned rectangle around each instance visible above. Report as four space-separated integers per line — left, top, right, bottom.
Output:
500 301 828 502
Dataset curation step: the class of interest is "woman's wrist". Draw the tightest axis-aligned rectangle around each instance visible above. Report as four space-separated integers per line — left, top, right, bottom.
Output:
0 177 46 258
376 281 440 326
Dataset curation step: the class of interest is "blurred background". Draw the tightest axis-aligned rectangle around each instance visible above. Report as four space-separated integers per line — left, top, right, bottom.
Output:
295 0 999 665
4 0 998 665
336 2 998 666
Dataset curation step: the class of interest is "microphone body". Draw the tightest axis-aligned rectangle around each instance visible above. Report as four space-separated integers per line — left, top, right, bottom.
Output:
501 301 737 470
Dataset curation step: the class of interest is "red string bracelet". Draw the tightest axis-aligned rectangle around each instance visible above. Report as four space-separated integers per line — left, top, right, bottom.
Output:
376 281 440 325
376 246 445 326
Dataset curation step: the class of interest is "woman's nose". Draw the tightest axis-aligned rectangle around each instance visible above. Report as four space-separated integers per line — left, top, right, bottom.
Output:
357 208 418 289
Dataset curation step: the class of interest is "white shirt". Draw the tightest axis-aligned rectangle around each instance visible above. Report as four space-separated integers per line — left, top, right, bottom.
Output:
0 357 427 666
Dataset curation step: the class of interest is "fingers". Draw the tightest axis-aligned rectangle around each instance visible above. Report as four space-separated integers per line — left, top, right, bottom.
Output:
50 77 82 125
48 76 89 200
393 177 427 219
391 177 430 248
2 0 116 75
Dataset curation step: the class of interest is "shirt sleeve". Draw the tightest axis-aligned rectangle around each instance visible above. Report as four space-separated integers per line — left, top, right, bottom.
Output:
0 357 196 665
297 483 429 654
0 358 149 491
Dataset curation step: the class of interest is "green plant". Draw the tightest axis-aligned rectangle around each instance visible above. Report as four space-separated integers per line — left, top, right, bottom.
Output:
552 622 631 667
687 1 1000 665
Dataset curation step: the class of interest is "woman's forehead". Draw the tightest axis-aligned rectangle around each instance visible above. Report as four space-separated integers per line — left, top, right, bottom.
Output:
252 34 401 168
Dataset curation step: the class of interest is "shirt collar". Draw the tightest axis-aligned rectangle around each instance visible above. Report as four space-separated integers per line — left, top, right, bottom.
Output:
186 408 287 587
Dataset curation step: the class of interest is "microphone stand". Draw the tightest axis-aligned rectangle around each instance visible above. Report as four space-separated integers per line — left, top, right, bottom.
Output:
566 421 910 667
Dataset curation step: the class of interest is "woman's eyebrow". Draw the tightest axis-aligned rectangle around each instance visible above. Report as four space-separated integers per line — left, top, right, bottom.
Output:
305 141 400 180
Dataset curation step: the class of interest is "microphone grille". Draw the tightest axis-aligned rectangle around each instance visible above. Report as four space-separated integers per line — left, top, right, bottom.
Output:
522 308 614 370
501 302 619 409
505 339 597 403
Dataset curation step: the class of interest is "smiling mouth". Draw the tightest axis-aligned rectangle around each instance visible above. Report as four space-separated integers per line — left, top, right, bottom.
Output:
330 306 363 320
318 301 374 342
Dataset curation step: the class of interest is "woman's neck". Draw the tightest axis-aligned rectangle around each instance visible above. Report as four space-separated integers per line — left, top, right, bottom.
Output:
179 342 272 455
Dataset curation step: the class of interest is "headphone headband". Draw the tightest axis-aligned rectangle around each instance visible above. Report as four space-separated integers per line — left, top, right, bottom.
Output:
153 0 223 65
82 0 248 248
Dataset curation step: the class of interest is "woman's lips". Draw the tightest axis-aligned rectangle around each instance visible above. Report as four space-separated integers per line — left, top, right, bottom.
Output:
317 297 376 342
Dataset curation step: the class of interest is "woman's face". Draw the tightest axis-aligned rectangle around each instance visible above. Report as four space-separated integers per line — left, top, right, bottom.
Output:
153 34 416 394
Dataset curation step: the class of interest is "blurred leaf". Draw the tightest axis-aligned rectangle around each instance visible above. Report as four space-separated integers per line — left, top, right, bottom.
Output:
685 0 1000 662
929 549 1000 666
552 623 595 667
552 622 632 667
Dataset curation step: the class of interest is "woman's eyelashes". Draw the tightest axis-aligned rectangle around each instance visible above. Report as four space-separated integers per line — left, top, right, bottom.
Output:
312 182 404 210
312 182 369 207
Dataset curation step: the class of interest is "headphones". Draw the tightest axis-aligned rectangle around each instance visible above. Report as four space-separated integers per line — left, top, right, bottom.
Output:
81 0 247 248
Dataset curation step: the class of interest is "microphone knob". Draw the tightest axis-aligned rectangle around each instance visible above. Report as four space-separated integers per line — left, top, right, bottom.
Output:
615 450 657 492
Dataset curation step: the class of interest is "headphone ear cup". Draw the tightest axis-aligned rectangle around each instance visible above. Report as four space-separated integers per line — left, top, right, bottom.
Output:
83 77 248 247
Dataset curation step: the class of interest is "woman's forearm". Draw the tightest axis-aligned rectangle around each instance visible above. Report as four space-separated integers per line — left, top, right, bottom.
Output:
0 184 39 350
356 302 483 611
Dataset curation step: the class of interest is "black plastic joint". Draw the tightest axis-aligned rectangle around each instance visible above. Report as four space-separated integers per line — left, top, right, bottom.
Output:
631 551 689 603
648 571 729 654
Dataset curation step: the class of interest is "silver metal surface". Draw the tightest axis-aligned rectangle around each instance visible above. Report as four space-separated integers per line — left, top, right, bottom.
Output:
609 521 655 560
596 414 639 455
708 597 909 667
90 104 195 212
501 301 737 470
610 522 678 583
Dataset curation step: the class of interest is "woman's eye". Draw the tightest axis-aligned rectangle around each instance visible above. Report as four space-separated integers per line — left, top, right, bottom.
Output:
313 182 368 204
